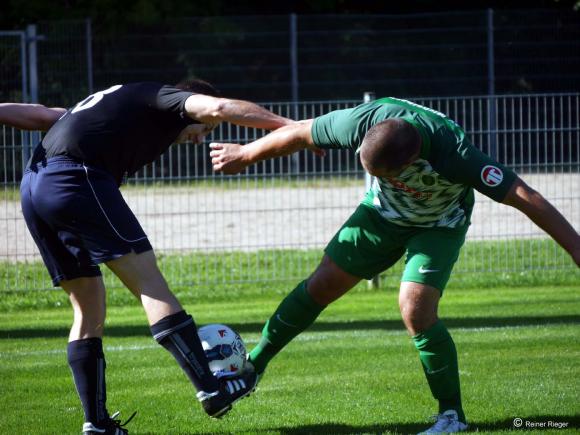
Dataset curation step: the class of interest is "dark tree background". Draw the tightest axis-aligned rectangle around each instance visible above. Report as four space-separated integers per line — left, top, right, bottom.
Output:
2 0 578 31
1 0 579 104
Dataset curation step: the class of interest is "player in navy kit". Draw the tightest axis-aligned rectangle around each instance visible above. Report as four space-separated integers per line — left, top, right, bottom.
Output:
1 80 293 434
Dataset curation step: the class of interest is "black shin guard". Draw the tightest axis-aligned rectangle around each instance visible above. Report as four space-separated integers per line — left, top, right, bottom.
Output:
150 311 219 393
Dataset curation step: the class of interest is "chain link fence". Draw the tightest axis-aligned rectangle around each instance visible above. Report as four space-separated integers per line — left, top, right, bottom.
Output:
89 10 579 101
1 93 578 291
2 10 579 106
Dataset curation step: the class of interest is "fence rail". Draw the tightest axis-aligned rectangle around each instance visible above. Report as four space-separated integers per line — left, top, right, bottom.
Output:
1 93 579 291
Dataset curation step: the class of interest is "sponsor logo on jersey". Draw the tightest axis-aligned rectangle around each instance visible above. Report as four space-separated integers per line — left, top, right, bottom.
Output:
421 174 436 186
386 177 433 200
480 165 503 187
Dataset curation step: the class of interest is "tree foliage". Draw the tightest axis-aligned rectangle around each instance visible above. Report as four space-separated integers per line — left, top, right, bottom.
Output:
2 0 577 30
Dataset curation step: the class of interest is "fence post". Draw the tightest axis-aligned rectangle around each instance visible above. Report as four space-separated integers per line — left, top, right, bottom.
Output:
18 30 30 169
86 18 94 94
487 8 497 160
26 25 38 104
363 91 380 289
24 24 40 169
18 31 29 103
289 13 300 173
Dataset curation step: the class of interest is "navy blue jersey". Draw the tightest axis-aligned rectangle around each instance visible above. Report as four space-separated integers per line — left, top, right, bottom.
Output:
37 82 197 185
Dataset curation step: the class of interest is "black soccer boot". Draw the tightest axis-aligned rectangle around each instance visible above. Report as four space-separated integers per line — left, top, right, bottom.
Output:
82 411 136 435
196 367 258 418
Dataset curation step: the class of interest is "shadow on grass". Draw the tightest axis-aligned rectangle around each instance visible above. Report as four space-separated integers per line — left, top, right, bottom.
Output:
259 414 580 434
132 415 580 434
1 315 578 339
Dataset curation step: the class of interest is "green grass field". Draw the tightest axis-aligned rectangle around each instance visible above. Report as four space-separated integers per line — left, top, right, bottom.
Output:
1 281 578 434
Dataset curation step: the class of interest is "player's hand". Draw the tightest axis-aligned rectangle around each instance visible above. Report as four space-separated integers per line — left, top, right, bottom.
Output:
209 142 249 174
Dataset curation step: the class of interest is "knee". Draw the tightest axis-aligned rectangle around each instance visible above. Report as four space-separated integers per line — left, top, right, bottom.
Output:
72 304 106 325
307 265 342 306
306 272 335 306
398 285 440 335
308 267 333 293
70 300 106 333
305 256 361 306
399 302 436 335
69 307 106 339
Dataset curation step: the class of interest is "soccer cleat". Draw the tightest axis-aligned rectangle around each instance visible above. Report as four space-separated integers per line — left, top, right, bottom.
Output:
418 410 468 434
82 411 136 435
197 366 258 418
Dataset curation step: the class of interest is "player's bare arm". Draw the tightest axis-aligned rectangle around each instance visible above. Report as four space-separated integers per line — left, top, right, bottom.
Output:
0 103 66 131
210 119 325 174
184 94 294 130
502 176 580 266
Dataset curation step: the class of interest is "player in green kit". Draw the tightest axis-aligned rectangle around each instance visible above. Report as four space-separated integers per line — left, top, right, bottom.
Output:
209 97 580 433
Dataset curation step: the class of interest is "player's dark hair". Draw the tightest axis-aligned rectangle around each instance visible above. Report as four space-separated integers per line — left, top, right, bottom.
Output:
360 118 421 174
175 78 220 97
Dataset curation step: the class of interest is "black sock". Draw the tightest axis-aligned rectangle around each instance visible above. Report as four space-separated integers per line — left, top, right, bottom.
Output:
150 311 219 393
67 338 109 425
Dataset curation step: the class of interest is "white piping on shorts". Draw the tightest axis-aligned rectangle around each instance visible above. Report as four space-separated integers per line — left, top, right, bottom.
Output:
83 164 148 243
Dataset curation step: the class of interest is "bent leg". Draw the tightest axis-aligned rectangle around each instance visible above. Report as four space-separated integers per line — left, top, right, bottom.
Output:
105 250 181 325
61 277 110 426
399 281 465 424
307 255 362 305
106 250 219 394
249 255 361 374
249 204 405 375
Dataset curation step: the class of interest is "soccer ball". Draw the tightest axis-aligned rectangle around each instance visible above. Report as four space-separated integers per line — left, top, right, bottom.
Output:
197 324 247 375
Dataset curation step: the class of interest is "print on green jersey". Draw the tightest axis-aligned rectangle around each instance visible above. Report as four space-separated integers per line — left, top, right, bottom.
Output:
367 159 469 228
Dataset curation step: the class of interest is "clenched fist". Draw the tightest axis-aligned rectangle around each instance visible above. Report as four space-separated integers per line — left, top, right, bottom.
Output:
209 142 250 174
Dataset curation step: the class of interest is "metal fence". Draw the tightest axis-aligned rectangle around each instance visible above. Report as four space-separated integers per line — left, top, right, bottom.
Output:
2 9 579 106
1 93 579 291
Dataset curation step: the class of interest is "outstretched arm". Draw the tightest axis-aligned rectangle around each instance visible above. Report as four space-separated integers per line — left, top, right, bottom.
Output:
0 103 66 131
502 176 580 266
184 94 294 130
210 120 325 174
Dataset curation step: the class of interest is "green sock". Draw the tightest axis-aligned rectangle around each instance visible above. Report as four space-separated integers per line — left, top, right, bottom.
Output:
413 320 466 423
249 280 325 374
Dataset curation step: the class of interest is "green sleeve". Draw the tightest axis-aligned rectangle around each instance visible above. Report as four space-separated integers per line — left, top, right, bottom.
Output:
432 132 517 202
311 107 368 151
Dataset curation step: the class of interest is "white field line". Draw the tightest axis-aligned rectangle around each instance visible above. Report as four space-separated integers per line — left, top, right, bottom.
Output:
0 323 562 358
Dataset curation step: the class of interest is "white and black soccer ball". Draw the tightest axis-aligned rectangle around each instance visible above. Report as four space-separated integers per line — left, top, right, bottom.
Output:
197 324 247 375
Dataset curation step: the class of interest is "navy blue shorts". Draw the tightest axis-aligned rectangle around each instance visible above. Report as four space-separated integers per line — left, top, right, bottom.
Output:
20 156 152 286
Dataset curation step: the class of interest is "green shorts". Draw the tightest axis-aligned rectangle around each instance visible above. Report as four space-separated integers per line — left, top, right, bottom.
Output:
324 203 468 292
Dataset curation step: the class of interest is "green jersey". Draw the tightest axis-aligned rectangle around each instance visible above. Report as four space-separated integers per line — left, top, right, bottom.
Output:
311 97 517 229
